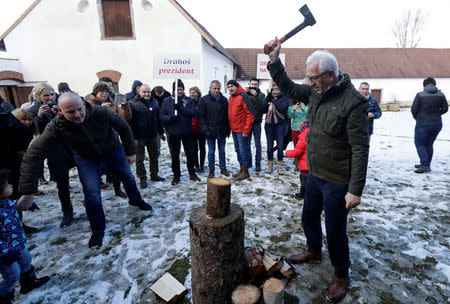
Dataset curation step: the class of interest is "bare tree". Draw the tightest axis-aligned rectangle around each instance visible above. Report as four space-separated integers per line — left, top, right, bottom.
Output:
392 9 429 48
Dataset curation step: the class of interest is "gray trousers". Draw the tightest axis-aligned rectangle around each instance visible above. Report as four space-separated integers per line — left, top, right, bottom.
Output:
136 136 159 180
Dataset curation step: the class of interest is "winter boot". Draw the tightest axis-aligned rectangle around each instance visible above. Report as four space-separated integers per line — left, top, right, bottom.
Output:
189 173 201 181
19 266 50 294
88 232 105 249
277 161 284 175
129 200 153 211
139 179 148 189
113 181 127 198
0 289 14 304
220 167 230 176
171 176 180 185
60 204 73 228
267 160 274 174
295 187 305 199
19 211 38 235
234 167 250 181
232 165 243 178
208 170 215 178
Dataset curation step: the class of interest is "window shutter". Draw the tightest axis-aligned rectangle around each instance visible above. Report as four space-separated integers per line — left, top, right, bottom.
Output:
102 0 133 38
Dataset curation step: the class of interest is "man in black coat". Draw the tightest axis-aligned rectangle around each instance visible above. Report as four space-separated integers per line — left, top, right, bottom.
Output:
0 96 14 113
198 80 230 178
128 84 165 188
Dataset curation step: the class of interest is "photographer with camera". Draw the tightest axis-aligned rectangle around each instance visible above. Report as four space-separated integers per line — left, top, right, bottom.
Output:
27 82 75 228
246 77 266 172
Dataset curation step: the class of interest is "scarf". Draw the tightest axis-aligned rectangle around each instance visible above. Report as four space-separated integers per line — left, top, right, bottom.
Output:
265 99 285 124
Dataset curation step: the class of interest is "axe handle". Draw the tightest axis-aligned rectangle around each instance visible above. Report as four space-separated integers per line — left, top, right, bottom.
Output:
263 21 310 54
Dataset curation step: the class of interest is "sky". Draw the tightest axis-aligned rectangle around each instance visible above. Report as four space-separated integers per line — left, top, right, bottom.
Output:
1 0 450 48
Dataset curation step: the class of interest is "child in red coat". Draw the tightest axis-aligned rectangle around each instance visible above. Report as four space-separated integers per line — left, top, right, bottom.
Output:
285 121 309 199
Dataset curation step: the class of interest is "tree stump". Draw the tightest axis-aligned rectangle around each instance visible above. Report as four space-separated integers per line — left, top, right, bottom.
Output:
190 203 245 304
231 284 260 304
263 278 285 304
206 177 231 218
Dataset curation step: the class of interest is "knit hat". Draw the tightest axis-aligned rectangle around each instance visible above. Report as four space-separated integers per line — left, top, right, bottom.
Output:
92 82 110 96
423 77 436 87
57 82 71 93
226 80 239 88
172 79 185 93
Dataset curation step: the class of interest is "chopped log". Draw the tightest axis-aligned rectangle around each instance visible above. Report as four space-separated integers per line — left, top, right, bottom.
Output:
206 177 231 218
279 259 295 278
244 247 265 282
190 204 245 304
231 284 261 304
149 272 187 303
262 251 283 275
263 278 285 304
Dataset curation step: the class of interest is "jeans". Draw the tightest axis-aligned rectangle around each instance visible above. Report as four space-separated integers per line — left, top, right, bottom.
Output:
265 122 287 161
136 136 159 180
167 134 196 177
207 137 226 171
73 144 143 233
0 249 32 296
251 123 262 168
193 134 206 170
414 121 442 168
232 132 251 168
302 175 350 278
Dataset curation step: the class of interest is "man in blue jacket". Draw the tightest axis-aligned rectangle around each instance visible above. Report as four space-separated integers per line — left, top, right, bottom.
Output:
160 79 200 185
359 82 382 139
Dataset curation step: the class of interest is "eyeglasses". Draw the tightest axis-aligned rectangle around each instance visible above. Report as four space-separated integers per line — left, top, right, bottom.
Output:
306 71 330 83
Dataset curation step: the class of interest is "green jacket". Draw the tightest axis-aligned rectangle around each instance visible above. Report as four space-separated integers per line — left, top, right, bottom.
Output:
19 102 136 194
249 88 266 124
268 60 369 196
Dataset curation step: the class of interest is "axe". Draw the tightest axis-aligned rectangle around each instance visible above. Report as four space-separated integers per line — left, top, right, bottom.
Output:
264 4 316 54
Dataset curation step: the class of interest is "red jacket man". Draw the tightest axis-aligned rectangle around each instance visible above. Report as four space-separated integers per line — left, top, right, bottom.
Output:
227 80 254 180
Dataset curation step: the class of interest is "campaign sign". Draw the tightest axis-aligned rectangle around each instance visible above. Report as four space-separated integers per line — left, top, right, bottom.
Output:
153 53 200 79
256 53 286 79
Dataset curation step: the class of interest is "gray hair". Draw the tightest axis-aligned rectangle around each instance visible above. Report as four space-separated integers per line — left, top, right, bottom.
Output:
306 50 339 77
58 92 82 105
210 80 221 87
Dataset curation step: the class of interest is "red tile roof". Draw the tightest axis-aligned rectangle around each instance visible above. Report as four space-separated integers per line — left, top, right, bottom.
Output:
227 48 450 79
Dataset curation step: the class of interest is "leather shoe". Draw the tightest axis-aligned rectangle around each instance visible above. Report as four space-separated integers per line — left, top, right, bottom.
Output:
414 167 430 173
129 200 152 211
220 167 230 176
287 250 322 264
327 276 349 303
171 176 180 185
189 174 200 181
151 175 165 182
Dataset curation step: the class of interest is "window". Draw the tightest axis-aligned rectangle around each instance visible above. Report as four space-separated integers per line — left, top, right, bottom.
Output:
0 40 6 52
101 0 133 38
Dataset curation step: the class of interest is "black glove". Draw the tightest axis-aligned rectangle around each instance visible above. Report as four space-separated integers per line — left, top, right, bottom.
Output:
173 103 181 111
0 249 20 266
29 202 40 212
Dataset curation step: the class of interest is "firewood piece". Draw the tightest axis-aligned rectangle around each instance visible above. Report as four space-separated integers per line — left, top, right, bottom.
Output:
149 272 187 303
263 278 285 304
244 247 265 281
231 284 261 304
279 259 295 278
190 204 246 304
206 177 231 218
262 251 283 275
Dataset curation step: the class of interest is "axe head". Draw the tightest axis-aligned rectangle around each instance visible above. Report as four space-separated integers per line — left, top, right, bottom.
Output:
299 4 316 26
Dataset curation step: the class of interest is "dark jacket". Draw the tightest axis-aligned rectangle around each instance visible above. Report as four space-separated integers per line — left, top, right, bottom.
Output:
28 100 59 134
268 59 369 196
160 94 197 136
0 96 14 113
411 84 448 123
151 88 171 108
125 80 143 101
263 93 290 125
367 94 382 135
198 91 230 138
247 88 266 124
19 102 135 194
128 96 164 139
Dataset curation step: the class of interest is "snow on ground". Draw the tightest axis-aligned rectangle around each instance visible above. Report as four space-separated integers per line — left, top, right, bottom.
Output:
16 109 449 304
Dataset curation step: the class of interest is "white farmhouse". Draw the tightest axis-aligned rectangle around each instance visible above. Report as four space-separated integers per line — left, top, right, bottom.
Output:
0 0 237 107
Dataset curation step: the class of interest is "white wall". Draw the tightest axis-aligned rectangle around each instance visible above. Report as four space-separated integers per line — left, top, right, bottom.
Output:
201 39 234 97
3 0 210 95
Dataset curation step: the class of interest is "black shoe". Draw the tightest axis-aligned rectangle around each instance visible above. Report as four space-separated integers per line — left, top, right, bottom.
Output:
208 170 214 178
0 289 14 303
189 174 200 181
19 265 50 294
414 167 431 173
171 176 180 185
60 205 73 228
140 179 148 189
220 167 230 176
23 223 39 235
294 192 304 199
255 166 261 172
88 232 104 249
414 164 421 168
129 200 152 211
150 175 165 182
